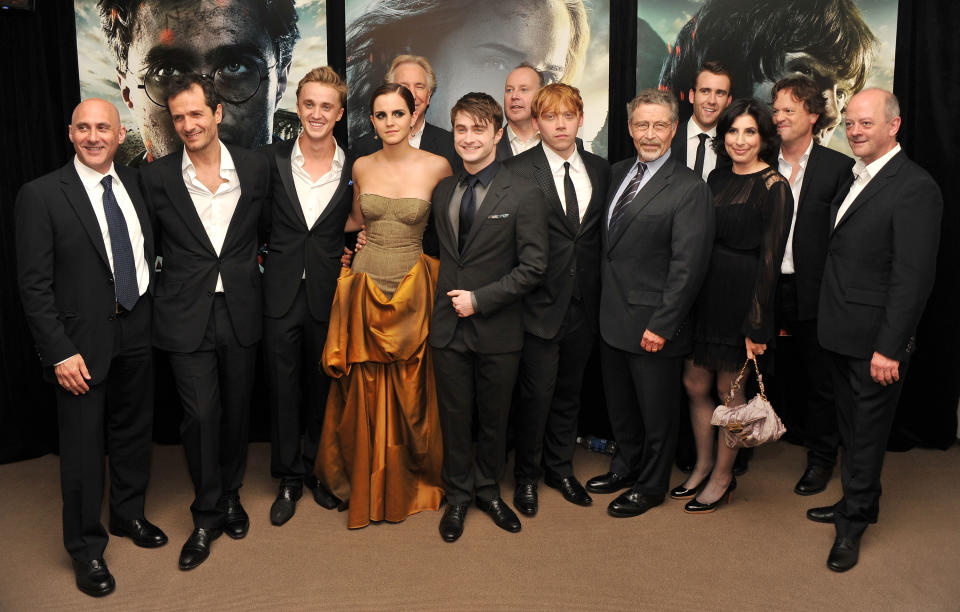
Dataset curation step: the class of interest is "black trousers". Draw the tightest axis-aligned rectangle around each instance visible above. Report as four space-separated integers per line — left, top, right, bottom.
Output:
168 295 257 529
514 298 594 483
57 296 153 561
602 342 682 497
829 350 910 539
433 327 521 506
775 274 838 467
264 282 331 487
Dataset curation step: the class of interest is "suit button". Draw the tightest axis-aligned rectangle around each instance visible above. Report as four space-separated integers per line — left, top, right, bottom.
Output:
107 277 114 285
207 291 214 297
457 264 464 270
108 314 116 321
569 268 575 276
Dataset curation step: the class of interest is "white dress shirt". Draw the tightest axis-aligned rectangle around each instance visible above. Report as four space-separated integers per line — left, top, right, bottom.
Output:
409 121 426 149
778 139 814 274
181 140 241 292
506 123 541 156
685 117 718 181
73 156 150 296
834 144 902 228
292 137 345 278
542 144 592 221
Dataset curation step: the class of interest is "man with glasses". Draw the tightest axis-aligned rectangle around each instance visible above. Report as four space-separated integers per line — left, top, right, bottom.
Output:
97 0 298 163
586 89 713 518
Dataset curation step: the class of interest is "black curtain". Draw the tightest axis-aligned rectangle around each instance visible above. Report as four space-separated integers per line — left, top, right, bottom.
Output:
1 0 956 463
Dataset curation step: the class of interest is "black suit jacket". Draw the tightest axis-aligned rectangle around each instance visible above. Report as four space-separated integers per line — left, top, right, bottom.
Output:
429 166 549 353
670 122 730 178
16 161 154 385
259 140 354 322
817 150 942 362
599 156 714 358
350 121 462 174
503 144 610 339
141 144 269 352
788 143 855 320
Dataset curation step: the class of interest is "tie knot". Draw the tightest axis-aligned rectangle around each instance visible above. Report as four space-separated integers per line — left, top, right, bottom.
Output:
462 174 480 188
697 133 709 144
564 161 571 171
101 175 113 190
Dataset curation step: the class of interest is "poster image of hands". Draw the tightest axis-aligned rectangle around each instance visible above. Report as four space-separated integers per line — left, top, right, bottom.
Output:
75 0 328 166
636 0 897 154
345 0 611 156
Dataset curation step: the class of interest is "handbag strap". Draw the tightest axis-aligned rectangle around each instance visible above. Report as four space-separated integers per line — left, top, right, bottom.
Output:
722 358 768 407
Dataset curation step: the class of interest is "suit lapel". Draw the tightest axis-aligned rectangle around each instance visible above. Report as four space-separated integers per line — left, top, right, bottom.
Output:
223 145 252 247
579 156 605 238
831 152 905 235
530 147 573 237
311 157 352 230
462 171 509 254
59 163 110 268
275 141 308 229
603 160 634 249
432 177 458 257
608 160 673 250
164 149 218 255
118 166 153 260
795 145 821 213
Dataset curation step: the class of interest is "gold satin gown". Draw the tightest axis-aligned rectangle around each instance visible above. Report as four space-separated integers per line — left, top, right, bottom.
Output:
315 194 444 528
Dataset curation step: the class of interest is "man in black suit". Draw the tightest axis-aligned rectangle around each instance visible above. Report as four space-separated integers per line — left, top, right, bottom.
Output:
430 92 548 542
350 54 461 173
141 75 269 570
808 88 941 572
770 76 854 496
16 99 167 597
585 89 714 518
497 63 544 161
669 61 732 182
260 67 352 525
504 83 609 516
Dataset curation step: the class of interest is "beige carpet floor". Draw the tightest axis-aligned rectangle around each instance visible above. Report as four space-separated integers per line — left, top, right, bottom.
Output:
1 441 958 611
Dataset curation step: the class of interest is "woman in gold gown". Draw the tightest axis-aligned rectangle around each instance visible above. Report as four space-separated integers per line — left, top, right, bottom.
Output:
315 83 452 528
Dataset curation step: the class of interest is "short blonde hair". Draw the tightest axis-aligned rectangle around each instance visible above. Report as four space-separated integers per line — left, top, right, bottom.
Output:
386 55 437 94
296 66 347 106
531 83 583 118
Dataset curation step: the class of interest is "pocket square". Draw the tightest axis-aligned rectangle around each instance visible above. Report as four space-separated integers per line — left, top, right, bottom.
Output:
488 213 510 219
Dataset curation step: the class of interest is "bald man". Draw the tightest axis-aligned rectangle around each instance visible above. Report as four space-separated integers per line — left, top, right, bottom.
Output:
16 99 166 597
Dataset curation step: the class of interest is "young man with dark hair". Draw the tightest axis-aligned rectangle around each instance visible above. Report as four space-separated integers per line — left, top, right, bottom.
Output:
429 92 548 542
141 73 270 570
670 61 733 181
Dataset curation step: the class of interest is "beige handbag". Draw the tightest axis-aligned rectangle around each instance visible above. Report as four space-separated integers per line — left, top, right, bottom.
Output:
710 358 786 448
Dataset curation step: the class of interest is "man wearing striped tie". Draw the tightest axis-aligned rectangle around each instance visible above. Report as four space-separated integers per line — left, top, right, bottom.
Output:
586 89 715 518
15 99 166 597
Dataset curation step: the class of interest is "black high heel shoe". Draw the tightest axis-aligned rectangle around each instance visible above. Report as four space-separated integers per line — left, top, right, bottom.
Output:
683 477 737 514
669 471 712 500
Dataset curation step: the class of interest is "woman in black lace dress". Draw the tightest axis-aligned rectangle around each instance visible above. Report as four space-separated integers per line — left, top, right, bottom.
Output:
673 99 794 513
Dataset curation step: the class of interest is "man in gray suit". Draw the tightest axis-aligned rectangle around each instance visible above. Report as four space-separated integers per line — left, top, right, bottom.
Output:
585 89 714 518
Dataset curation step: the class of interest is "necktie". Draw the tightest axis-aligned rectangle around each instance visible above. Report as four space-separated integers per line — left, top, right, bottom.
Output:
609 161 647 232
563 161 580 231
100 175 139 311
458 174 480 252
693 133 708 179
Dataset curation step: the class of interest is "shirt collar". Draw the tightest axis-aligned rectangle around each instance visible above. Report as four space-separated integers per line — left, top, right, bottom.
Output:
506 123 540 144
462 159 500 187
73 156 119 191
293 136 345 172
636 148 671 176
541 142 583 174
181 140 235 175
687 116 716 138
857 143 901 181
409 121 426 141
778 138 814 167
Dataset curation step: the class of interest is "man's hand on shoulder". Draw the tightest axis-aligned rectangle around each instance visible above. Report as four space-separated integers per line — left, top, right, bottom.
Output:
55 354 91 395
870 351 900 386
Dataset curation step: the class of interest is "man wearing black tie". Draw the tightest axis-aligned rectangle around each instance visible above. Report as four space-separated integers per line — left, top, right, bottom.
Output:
430 93 548 542
769 76 854 496
260 67 352 525
504 83 609 515
809 88 941 572
669 61 732 182
586 89 713 517
141 75 269 569
16 99 166 597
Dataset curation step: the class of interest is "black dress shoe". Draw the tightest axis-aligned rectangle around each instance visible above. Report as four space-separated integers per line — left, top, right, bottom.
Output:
476 497 522 532
544 473 592 506
669 472 711 500
827 536 860 572
108 517 168 548
675 460 695 474
72 559 115 597
606 491 664 518
178 527 221 570
305 474 340 510
683 477 737 514
439 504 468 542
807 505 836 523
220 493 249 539
732 449 751 476
270 484 303 526
513 483 538 516
794 464 832 495
585 471 637 495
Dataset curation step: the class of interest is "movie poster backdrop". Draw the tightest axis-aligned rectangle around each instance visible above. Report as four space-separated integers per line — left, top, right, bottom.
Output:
636 0 898 155
75 0 328 165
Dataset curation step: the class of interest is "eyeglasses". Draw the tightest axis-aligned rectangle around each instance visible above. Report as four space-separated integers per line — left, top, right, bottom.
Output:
138 60 274 107
631 121 673 134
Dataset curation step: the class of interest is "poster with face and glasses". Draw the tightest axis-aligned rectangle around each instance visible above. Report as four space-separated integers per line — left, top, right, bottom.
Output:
344 0 611 156
636 0 897 154
75 0 327 166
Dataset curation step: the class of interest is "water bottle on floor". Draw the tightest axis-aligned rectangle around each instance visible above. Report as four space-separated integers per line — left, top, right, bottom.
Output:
576 435 617 455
